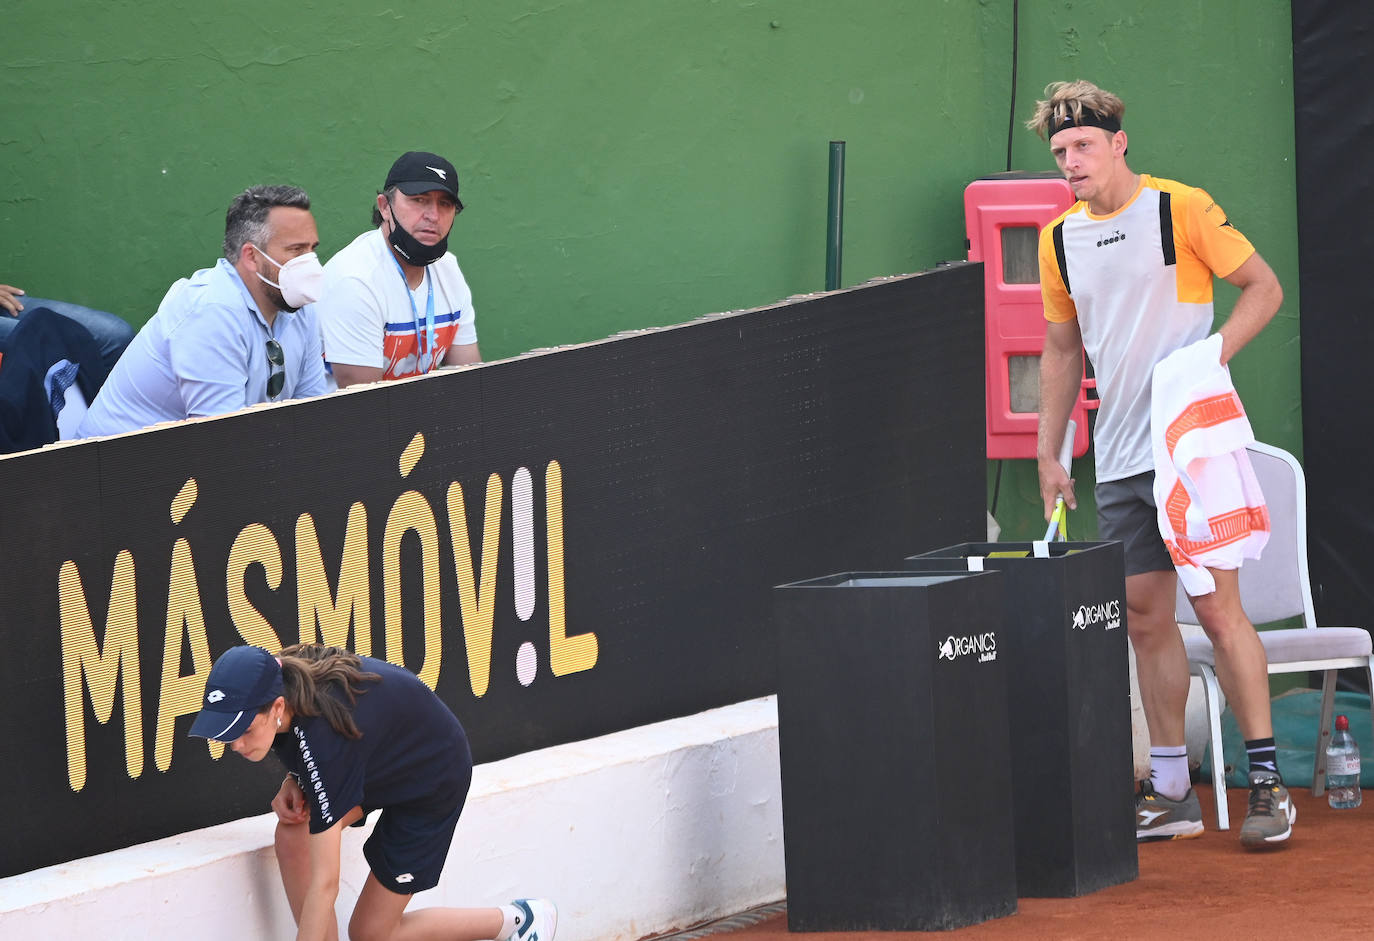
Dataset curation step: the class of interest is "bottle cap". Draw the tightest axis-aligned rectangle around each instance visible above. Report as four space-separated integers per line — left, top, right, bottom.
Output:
1336 714 1350 731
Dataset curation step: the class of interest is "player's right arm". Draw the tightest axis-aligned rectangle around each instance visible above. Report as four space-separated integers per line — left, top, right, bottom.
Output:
1035 220 1083 521
1037 318 1083 520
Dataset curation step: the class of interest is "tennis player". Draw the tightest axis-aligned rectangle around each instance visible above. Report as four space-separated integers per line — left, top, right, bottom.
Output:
190 643 557 941
1028 79 1291 849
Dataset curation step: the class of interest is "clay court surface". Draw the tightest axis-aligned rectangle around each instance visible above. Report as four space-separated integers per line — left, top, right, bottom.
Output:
661 782 1374 940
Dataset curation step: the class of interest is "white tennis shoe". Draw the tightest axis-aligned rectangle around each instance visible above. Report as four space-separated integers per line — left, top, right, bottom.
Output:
512 898 558 941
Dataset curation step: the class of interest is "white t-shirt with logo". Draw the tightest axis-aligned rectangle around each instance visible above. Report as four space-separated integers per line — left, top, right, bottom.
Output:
315 228 477 381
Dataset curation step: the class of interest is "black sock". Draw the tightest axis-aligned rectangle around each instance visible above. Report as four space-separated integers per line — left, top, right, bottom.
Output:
1246 737 1278 776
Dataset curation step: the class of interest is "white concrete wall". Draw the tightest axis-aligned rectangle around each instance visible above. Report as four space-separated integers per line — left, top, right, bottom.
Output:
0 698 786 941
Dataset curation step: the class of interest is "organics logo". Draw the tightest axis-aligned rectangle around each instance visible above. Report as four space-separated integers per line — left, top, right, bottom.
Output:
937 632 997 663
1072 599 1123 631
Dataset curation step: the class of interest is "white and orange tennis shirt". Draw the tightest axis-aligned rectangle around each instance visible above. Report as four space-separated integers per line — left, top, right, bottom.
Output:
1037 174 1256 482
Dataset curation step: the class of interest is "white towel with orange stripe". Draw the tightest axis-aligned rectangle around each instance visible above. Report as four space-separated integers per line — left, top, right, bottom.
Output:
1150 333 1269 596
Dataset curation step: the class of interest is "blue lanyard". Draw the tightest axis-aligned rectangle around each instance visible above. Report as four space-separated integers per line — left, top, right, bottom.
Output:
389 250 436 373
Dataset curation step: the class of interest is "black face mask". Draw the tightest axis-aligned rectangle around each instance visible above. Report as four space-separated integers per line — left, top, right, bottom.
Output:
385 195 448 266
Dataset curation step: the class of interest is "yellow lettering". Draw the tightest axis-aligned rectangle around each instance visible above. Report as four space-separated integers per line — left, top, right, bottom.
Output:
547 461 597 676
156 537 219 769
446 475 502 697
170 478 197 524
382 492 442 688
296 506 371 654
226 523 284 651
58 553 142 792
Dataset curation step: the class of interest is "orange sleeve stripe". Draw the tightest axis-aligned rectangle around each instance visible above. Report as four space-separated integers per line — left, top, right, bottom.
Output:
1038 217 1077 323
1168 182 1255 300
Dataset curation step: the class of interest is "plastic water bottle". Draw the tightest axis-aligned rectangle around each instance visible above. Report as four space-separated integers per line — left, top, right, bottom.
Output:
1326 714 1362 809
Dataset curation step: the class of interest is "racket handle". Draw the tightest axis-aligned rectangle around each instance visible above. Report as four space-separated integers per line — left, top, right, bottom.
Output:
1043 498 1064 543
1050 419 1077 541
1057 418 1076 474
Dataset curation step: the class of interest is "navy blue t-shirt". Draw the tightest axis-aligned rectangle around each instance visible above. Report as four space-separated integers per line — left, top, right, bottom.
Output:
271 657 472 833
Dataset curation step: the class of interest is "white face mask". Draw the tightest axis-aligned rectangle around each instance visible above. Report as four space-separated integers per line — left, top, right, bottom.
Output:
252 245 324 308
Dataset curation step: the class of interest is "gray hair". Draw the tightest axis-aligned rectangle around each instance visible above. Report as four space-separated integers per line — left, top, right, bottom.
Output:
223 185 312 261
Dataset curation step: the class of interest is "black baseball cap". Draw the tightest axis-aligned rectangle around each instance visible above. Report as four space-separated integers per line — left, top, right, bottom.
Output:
384 151 463 209
188 645 284 742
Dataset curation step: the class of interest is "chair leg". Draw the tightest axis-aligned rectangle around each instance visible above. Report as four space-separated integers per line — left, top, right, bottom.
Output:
1200 664 1229 830
1368 663 1374 785
1313 669 1338 797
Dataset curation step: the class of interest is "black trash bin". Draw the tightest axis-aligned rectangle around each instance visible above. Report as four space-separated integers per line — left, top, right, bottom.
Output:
907 541 1136 897
773 570 1016 932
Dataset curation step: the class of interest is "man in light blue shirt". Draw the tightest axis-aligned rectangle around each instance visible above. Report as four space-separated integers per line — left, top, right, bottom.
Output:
77 185 328 438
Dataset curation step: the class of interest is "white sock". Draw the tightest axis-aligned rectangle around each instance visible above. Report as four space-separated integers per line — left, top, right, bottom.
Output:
1150 746 1190 801
496 904 522 941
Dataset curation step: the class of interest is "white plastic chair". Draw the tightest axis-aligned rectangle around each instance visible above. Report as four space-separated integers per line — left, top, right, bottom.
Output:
1176 441 1374 830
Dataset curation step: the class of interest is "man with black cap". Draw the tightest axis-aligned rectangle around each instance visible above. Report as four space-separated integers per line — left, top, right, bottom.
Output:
315 151 481 388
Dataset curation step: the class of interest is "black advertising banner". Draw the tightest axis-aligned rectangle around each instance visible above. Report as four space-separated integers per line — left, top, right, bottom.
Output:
1293 0 1374 643
0 264 986 877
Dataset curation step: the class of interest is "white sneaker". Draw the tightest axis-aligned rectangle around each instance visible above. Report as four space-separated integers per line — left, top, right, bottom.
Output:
512 898 557 941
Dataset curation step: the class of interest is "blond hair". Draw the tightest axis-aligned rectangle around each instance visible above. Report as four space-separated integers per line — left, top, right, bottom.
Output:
1025 80 1125 139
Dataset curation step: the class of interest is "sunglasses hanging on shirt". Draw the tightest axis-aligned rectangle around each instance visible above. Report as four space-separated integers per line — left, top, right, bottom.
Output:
266 338 285 399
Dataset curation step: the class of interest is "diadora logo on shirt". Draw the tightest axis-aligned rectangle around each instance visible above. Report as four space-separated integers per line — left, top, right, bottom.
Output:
1071 599 1122 631
425 166 447 179
1095 229 1126 248
937 632 997 663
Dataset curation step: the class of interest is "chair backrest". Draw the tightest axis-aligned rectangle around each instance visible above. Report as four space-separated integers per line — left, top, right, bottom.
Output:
1173 441 1318 629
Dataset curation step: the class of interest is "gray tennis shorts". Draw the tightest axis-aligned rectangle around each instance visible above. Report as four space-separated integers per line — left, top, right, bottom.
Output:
1095 472 1175 576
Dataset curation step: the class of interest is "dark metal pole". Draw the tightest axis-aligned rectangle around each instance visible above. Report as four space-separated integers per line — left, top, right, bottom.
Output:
825 140 845 291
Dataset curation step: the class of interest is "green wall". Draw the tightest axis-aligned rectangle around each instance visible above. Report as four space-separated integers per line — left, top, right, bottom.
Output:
4 0 999 353
5 1 1299 540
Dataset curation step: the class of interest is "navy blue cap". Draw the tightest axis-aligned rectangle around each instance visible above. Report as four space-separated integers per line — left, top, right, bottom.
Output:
188 646 283 742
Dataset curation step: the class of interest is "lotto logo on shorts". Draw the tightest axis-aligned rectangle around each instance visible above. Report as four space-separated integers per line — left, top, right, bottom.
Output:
395 873 414 884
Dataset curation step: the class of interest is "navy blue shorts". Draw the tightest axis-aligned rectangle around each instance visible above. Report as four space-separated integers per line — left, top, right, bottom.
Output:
362 764 473 894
